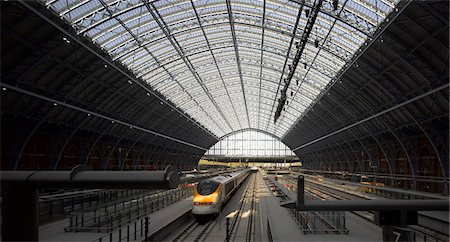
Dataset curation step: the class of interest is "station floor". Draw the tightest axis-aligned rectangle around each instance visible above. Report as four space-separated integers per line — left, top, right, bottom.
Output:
255 172 382 242
40 172 385 241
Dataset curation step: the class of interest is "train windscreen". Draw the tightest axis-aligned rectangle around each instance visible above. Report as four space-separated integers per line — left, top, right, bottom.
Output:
197 180 220 195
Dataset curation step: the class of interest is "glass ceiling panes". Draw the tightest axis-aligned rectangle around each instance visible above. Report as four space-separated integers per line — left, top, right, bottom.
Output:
206 130 295 157
43 0 399 138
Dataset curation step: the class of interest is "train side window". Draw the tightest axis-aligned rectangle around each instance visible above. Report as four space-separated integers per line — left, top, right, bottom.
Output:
225 182 234 195
197 180 220 195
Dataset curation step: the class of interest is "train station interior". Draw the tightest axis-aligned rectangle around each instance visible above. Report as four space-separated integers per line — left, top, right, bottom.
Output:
1 0 449 241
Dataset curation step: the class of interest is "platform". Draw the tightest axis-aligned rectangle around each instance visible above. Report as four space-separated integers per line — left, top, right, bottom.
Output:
40 196 193 241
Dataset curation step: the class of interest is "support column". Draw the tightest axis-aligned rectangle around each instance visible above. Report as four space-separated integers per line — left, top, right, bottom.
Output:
1 185 38 241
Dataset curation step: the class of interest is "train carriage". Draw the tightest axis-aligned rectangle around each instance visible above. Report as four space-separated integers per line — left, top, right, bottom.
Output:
192 169 249 216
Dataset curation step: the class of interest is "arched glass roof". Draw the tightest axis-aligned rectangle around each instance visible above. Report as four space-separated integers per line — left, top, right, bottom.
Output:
41 0 399 138
206 129 295 157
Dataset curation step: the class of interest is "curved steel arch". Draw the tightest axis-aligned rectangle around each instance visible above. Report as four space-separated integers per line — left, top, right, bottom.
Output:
217 128 283 142
41 0 400 138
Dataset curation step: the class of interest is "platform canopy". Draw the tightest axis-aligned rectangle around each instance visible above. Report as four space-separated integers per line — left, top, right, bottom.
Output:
41 0 399 138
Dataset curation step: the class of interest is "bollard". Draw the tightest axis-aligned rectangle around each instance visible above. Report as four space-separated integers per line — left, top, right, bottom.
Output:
297 175 304 208
144 216 150 241
127 225 130 241
49 201 53 219
98 216 101 233
61 200 64 215
226 217 230 242
134 221 137 240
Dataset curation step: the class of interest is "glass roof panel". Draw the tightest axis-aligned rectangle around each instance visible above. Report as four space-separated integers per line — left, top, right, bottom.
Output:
43 0 400 138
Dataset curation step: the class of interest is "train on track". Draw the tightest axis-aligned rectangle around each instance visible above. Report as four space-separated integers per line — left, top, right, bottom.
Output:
192 169 249 216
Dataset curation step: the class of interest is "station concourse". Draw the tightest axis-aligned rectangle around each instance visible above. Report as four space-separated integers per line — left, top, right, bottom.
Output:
1 0 449 241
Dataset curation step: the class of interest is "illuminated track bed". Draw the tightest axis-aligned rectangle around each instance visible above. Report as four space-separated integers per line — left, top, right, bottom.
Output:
168 172 259 242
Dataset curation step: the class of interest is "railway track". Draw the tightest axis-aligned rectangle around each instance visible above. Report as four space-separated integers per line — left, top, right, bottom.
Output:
286 176 449 241
304 182 375 222
227 173 258 242
172 219 216 242
171 172 259 242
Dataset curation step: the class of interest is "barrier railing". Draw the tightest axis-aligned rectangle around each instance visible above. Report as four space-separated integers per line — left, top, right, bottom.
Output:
39 189 151 224
263 176 349 234
65 186 194 233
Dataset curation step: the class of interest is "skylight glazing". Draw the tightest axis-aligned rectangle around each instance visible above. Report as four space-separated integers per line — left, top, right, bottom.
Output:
206 130 295 157
42 0 400 138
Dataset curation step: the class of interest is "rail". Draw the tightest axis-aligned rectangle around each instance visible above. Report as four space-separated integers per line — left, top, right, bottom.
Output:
263 175 348 234
226 174 258 241
38 170 230 225
303 178 449 242
39 189 150 224
67 186 193 233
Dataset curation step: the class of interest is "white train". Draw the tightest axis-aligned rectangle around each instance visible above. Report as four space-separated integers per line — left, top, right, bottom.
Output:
192 169 249 216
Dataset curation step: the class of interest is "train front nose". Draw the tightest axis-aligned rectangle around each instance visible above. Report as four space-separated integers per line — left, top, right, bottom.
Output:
192 205 210 215
192 203 219 215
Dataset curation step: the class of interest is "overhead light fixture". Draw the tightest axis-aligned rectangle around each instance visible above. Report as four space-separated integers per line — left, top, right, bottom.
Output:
62 37 71 44
274 0 323 123
333 0 338 10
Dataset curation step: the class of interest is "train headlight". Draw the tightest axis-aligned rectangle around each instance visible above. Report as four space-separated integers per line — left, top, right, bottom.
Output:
205 202 213 205
194 202 200 205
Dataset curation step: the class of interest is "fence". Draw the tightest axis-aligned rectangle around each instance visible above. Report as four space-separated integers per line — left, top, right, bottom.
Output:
65 186 194 233
264 176 349 235
39 189 153 224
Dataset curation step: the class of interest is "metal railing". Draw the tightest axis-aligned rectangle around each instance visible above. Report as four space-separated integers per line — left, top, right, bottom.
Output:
39 189 152 224
92 216 149 242
65 186 194 233
264 176 349 235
